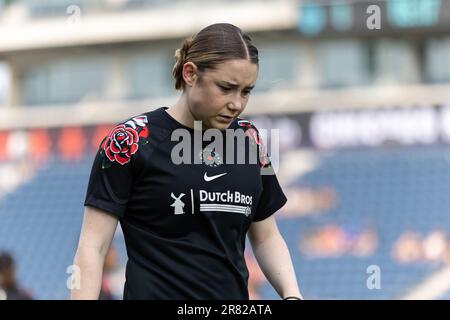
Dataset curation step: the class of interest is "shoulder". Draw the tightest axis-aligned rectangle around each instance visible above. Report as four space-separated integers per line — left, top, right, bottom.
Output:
234 118 263 145
235 118 256 130
233 117 270 168
101 114 150 166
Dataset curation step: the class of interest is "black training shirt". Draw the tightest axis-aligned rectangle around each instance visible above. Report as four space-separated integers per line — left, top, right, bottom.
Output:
84 106 287 299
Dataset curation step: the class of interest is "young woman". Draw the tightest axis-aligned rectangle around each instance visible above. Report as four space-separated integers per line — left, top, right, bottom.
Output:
72 23 302 300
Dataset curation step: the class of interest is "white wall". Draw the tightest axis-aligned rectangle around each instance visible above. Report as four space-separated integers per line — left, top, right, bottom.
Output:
0 62 10 106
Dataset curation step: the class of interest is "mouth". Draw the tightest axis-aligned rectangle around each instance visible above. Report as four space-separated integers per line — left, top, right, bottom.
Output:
216 115 234 123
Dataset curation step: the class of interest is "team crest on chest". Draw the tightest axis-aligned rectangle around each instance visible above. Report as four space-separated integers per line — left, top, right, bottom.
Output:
199 147 223 167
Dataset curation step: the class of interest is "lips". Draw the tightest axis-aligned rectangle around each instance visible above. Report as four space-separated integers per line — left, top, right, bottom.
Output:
217 115 234 123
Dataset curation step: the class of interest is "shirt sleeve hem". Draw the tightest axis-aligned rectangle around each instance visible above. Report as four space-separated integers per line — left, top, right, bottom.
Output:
252 195 287 222
84 197 126 218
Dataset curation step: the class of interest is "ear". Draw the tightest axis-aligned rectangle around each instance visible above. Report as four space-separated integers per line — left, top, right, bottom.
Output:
182 62 199 87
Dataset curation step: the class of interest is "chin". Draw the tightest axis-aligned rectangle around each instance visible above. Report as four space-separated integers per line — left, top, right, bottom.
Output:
211 121 231 130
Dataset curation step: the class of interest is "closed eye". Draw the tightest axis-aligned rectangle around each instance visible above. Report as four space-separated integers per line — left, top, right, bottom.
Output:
219 85 232 93
218 83 253 96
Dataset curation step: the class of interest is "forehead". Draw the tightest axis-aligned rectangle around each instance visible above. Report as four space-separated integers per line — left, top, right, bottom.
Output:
206 59 258 86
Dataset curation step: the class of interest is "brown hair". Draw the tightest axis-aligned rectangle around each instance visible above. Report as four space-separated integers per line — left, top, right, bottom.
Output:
172 23 259 90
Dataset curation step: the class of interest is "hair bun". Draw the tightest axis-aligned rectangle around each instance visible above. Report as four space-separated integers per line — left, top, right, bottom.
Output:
175 37 193 64
172 36 195 90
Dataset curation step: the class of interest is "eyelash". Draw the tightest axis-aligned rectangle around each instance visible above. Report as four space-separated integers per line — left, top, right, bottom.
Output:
219 86 251 96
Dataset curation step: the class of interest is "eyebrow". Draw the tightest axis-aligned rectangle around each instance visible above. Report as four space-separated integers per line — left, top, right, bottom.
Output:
221 81 255 90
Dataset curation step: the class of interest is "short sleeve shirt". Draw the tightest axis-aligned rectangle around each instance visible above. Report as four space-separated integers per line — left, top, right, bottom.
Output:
84 107 287 299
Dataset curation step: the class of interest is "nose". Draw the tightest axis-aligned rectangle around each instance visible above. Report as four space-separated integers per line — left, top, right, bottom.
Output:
228 98 243 113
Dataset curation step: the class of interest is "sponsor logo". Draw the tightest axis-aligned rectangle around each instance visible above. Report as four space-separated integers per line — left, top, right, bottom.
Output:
170 192 185 215
199 190 253 206
203 172 227 182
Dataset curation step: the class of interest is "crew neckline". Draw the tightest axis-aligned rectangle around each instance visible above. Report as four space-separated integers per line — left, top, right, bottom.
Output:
161 106 197 132
160 106 235 132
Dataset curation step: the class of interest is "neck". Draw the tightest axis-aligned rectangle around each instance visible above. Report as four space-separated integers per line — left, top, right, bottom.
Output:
167 94 197 129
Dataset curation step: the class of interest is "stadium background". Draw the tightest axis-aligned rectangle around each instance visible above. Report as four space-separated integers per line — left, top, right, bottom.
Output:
1 0 450 300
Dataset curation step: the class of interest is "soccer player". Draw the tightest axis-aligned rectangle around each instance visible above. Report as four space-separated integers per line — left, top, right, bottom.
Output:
72 23 302 300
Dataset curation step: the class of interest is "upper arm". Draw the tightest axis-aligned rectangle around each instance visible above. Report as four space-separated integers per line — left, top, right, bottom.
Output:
84 115 149 218
77 206 119 257
248 215 280 247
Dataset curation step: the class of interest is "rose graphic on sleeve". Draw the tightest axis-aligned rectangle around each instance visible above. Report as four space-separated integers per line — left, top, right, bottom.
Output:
102 124 140 165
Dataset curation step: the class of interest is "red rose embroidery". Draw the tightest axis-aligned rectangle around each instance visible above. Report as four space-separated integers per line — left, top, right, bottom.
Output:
237 120 252 128
139 126 149 138
238 120 270 168
249 129 269 167
245 128 261 145
258 142 269 168
102 124 139 165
